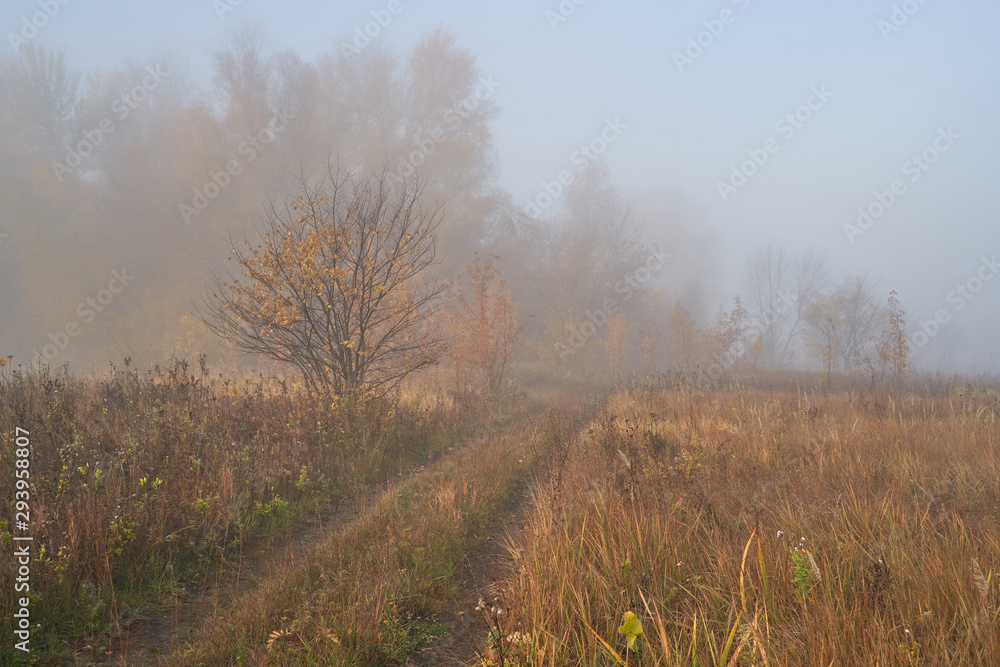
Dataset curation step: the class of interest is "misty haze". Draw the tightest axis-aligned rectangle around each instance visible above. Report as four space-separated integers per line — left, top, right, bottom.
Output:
1 1 999 665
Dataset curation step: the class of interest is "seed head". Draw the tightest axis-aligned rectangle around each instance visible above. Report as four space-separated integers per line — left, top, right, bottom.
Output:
973 559 989 603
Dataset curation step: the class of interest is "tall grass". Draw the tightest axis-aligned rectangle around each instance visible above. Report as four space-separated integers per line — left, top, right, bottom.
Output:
0 359 463 661
172 394 590 666
498 387 1000 665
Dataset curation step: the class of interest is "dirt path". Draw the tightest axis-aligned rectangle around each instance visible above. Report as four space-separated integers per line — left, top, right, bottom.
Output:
97 498 361 664
88 440 473 666
88 395 577 665
406 478 534 666
407 392 592 666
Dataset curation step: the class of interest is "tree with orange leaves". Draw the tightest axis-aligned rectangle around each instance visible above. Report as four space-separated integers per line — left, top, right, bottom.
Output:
858 290 911 388
448 253 523 395
200 165 450 397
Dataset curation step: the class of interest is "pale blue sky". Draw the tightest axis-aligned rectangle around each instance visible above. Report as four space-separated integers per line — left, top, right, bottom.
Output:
7 0 1000 368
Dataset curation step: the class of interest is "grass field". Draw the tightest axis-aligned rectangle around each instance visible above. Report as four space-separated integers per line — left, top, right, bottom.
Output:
0 360 481 663
492 384 1000 665
3 368 1000 665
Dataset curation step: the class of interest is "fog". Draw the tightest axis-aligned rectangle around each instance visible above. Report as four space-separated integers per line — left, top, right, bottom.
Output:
2 0 998 377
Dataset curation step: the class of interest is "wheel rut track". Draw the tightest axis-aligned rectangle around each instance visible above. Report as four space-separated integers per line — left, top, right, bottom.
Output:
89 426 492 666
408 393 598 666
405 478 533 667
93 393 592 666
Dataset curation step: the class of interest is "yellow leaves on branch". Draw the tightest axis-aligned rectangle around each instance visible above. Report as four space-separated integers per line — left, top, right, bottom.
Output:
207 167 447 395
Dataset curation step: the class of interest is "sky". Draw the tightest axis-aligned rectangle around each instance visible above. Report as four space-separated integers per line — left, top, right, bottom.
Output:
5 0 999 370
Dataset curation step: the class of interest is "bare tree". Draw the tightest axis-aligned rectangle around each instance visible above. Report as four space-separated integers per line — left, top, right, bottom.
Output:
211 22 276 138
804 275 886 371
199 165 449 397
742 247 828 367
744 246 789 366
835 275 886 368
1 43 79 159
782 250 828 364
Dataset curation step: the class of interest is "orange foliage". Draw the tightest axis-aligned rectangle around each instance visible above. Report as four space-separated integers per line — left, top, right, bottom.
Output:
201 167 448 397
447 253 523 394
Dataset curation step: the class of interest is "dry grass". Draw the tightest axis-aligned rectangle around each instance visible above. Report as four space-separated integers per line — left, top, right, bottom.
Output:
497 386 1000 665
7 361 1000 665
0 359 465 661
170 394 590 666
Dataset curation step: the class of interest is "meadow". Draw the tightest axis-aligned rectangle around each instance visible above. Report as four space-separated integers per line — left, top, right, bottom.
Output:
0 358 474 663
492 380 1000 665
3 367 1000 665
